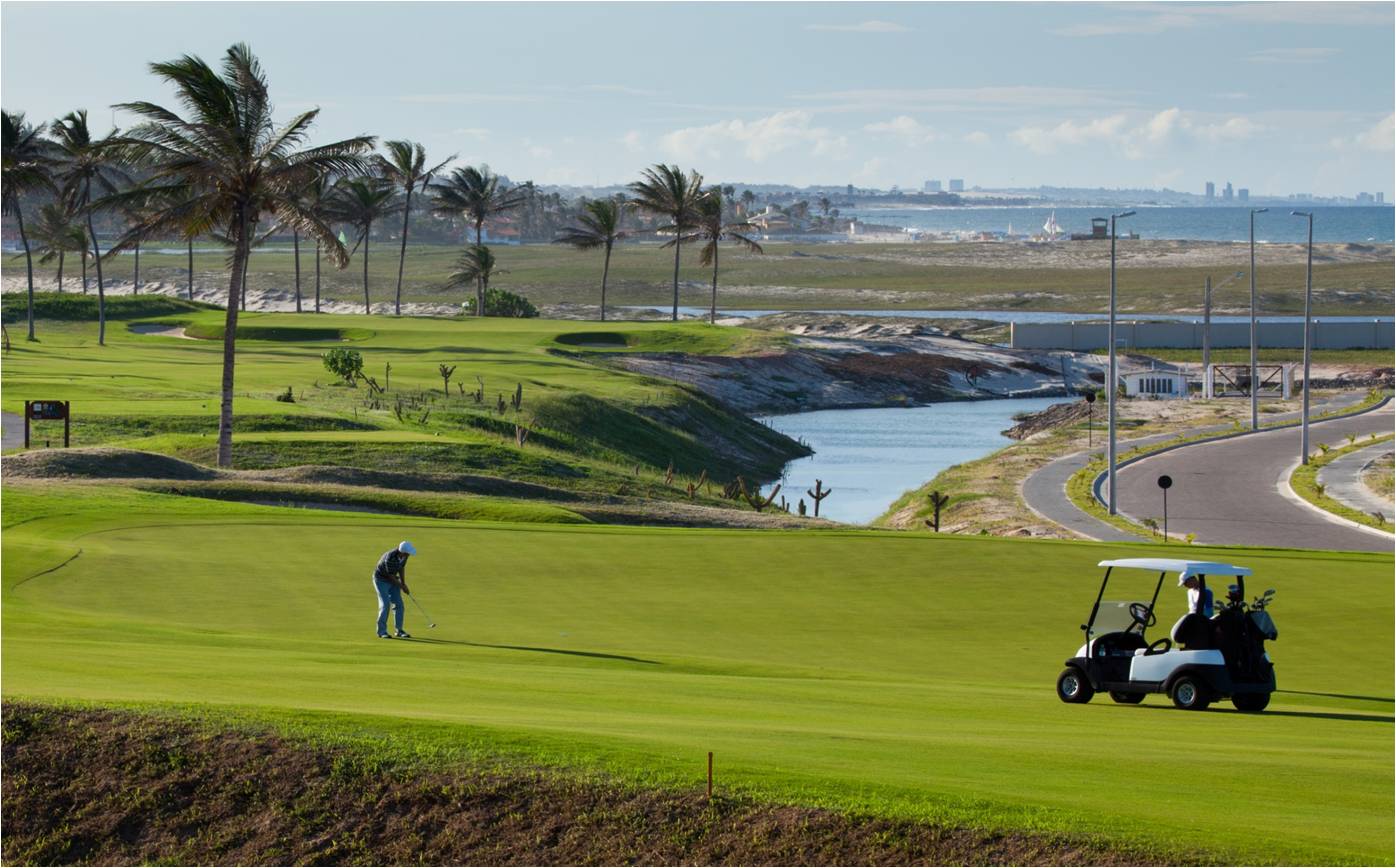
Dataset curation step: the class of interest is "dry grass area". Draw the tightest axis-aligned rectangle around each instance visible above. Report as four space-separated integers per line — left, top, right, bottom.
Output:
877 391 1338 537
1362 452 1394 501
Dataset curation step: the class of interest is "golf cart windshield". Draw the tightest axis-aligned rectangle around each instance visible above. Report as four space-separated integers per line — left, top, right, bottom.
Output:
1089 601 1148 637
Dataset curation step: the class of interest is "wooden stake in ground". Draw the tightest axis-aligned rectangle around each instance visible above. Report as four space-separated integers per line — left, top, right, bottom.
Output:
707 751 713 799
926 490 951 532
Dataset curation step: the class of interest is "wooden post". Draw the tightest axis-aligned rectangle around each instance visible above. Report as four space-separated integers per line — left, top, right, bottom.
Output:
23 400 30 449
63 401 70 448
706 751 713 799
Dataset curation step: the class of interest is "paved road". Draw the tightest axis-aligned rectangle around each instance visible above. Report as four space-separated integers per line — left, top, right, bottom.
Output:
1115 402 1394 552
1021 391 1372 543
1317 440 1395 520
1 411 23 450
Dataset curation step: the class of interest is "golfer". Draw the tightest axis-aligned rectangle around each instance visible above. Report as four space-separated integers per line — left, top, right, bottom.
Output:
373 541 417 639
1181 574 1214 618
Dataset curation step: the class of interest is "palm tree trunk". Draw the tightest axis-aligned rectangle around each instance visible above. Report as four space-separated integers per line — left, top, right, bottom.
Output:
293 230 301 313
82 252 88 294
362 223 371 315
474 222 485 316
133 242 140 295
241 263 247 310
710 243 719 325
670 235 681 322
315 242 321 313
57 251 65 293
217 207 252 468
187 236 194 300
600 241 612 323
395 188 412 316
84 181 106 347
15 204 35 341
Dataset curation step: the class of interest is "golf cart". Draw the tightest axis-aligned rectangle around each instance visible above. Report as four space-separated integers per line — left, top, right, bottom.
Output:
1056 558 1277 711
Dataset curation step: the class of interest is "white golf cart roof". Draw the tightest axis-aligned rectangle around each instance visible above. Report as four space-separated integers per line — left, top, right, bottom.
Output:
1098 558 1252 578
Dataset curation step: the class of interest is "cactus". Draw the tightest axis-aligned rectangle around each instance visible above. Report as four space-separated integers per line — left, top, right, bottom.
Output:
798 499 807 517
664 460 675 487
473 375 485 404
924 490 951 532
685 469 708 500
418 408 430 425
439 364 457 396
511 382 523 411
806 479 832 517
496 393 507 415
737 477 781 512
515 416 535 448
721 479 741 500
1314 482 1326 498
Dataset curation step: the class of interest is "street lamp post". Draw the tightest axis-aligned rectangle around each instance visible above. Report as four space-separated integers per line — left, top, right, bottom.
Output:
1293 210 1314 464
1249 208 1268 429
1107 209 1135 516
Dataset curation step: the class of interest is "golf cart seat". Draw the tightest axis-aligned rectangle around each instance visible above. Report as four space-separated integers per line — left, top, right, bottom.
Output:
1171 613 1215 650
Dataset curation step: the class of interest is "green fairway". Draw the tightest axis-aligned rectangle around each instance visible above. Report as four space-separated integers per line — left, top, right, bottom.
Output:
3 482 1391 864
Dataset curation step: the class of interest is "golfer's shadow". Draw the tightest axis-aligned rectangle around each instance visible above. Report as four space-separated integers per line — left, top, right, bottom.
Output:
403 637 660 665
1129 704 1392 724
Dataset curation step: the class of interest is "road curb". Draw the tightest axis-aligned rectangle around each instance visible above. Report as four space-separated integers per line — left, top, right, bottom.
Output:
1091 395 1393 509
1276 459 1396 542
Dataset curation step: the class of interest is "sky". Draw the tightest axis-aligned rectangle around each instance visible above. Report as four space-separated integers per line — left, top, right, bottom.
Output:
3 2 1392 197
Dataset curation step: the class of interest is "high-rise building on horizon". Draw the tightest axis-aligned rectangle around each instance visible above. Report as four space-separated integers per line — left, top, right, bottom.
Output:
949 178 965 192
1205 181 1215 200
924 179 942 193
1378 192 1386 204
846 183 854 196
1223 181 1233 202
1357 192 1375 204
1238 188 1249 203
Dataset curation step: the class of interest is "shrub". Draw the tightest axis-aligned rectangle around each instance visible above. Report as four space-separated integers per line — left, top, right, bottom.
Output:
463 287 539 318
274 387 295 403
322 348 363 385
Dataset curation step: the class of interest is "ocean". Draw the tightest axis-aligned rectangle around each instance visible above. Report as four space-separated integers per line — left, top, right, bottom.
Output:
841 205 1394 244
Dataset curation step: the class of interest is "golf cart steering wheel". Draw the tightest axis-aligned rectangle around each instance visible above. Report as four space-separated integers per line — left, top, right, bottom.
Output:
1129 602 1157 629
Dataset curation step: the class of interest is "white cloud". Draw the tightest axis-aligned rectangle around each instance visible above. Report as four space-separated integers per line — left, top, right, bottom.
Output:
582 84 660 97
805 20 909 33
1247 47 1339 64
619 130 645 153
522 138 553 160
1332 114 1396 153
853 158 886 183
963 131 991 145
1050 13 1197 37
659 110 845 162
1011 109 1262 157
794 85 1126 114
397 93 542 104
863 115 939 145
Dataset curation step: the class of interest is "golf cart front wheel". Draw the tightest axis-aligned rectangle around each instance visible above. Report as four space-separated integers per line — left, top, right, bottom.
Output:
1232 692 1271 712
1170 676 1211 711
1056 668 1094 704
1108 690 1146 704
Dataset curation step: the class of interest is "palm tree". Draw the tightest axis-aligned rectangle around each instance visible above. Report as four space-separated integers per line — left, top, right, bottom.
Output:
108 43 374 468
296 173 332 312
3 110 56 341
677 190 763 324
444 244 501 313
552 198 629 321
628 164 705 322
377 141 452 315
429 164 525 316
52 109 129 346
29 203 89 293
324 177 400 315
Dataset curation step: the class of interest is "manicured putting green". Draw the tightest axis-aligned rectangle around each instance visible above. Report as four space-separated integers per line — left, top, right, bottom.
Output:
3 485 1391 864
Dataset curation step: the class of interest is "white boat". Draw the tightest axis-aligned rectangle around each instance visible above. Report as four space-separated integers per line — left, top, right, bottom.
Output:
1042 211 1062 240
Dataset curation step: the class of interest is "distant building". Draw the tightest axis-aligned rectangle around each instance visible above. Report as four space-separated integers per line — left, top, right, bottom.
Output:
1378 193 1386 204
924 179 942 193
1120 370 1188 400
1357 192 1375 204
948 178 965 192
1205 181 1215 200
1237 188 1249 202
846 183 854 196
1223 182 1233 202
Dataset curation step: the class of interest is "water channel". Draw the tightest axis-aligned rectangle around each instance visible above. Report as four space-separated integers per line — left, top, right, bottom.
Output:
760 396 1064 525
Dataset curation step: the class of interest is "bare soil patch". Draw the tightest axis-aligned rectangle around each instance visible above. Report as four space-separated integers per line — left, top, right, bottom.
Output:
2 703 1162 866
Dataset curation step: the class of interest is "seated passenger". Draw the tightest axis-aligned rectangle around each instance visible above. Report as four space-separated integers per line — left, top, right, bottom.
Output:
1181 574 1214 617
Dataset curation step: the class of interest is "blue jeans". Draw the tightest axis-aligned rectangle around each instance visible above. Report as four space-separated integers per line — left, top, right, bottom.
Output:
374 578 404 635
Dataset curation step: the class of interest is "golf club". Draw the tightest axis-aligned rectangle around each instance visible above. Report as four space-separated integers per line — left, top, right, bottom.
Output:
407 593 437 628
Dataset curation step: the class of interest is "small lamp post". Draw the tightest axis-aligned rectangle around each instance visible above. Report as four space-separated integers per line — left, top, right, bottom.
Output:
1107 209 1135 515
1292 210 1314 463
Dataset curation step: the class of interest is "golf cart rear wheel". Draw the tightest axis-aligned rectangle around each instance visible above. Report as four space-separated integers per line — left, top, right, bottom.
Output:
1108 690 1146 704
1170 676 1211 711
1056 668 1094 704
1232 692 1271 712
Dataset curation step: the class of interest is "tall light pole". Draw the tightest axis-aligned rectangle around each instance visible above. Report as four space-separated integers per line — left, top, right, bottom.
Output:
1293 210 1314 463
1248 207 1268 429
1107 209 1135 516
1203 271 1245 399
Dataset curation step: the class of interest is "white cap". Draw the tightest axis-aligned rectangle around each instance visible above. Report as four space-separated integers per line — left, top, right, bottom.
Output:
398 541 417 556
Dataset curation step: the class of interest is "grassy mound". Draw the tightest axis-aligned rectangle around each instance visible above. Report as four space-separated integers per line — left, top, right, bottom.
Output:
2 703 1149 866
1 293 219 323
1 447 217 481
180 323 375 342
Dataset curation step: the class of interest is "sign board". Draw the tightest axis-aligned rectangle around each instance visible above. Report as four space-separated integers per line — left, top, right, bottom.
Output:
26 400 68 420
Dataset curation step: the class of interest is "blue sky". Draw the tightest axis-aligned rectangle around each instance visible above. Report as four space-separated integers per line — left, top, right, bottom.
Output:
3 2 1392 196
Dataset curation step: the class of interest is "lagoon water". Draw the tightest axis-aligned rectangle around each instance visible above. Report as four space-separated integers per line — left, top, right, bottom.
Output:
643 305 1393 325
761 396 1063 525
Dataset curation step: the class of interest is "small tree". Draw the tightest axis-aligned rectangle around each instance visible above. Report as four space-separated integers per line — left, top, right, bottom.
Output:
925 490 951 532
323 347 364 385
438 363 456 396
806 479 832 517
